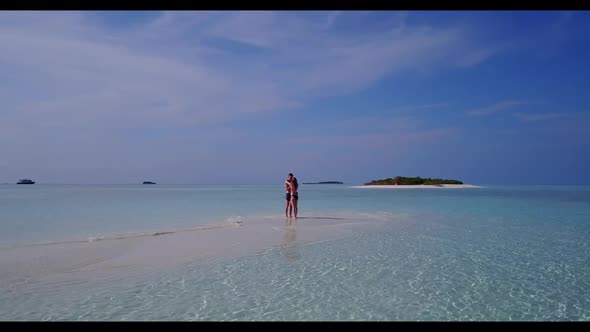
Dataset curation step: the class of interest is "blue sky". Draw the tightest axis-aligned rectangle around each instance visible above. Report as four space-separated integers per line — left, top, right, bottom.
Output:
1 11 589 185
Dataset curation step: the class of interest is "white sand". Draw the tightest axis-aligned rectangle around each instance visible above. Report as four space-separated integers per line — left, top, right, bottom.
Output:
0 216 389 286
351 184 482 189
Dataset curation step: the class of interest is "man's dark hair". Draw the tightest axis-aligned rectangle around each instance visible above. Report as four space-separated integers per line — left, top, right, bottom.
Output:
288 173 293 177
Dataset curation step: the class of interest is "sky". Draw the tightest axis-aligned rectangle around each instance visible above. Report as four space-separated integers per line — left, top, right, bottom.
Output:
1 11 589 185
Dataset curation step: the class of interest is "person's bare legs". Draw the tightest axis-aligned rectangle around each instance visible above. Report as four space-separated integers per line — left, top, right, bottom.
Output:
285 199 290 217
289 199 294 217
292 196 298 218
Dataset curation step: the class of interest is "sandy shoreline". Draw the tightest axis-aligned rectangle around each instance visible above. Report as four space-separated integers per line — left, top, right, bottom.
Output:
0 214 392 287
351 184 482 189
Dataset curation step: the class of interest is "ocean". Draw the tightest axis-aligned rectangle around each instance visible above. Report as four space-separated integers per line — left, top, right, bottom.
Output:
0 184 589 321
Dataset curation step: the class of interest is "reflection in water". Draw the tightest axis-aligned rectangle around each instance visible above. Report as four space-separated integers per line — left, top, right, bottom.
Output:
281 218 300 261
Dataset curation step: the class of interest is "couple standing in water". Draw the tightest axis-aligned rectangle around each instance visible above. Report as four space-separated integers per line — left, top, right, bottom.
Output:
284 173 299 218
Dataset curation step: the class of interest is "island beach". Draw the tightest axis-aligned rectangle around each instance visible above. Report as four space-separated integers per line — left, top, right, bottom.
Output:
355 176 481 188
352 184 482 189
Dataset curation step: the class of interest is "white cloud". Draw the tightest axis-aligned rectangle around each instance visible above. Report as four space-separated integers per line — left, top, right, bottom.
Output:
0 11 505 132
466 100 541 116
0 11 508 182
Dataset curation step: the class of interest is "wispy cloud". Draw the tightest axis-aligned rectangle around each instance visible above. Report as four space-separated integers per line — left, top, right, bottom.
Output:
324 104 448 134
0 11 518 182
397 103 450 113
287 127 457 149
466 100 541 116
513 112 569 122
330 115 421 132
0 11 507 133
512 110 590 122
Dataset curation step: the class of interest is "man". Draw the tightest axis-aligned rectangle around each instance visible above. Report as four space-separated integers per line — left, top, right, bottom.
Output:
285 173 294 217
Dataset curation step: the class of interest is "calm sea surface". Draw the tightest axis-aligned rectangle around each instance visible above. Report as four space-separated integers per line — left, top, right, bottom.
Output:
0 184 589 320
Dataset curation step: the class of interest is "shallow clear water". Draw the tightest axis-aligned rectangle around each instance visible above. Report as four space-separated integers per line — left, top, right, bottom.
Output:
1 184 589 320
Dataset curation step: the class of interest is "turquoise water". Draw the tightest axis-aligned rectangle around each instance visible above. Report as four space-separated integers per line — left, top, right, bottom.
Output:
1 184 589 320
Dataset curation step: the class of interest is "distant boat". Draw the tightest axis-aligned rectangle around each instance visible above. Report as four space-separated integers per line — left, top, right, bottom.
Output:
17 179 35 184
143 181 156 185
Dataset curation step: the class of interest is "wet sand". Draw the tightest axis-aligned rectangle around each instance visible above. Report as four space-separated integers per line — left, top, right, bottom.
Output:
0 215 391 288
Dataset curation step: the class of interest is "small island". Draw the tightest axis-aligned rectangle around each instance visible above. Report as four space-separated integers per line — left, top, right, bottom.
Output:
355 176 478 189
365 176 463 186
302 181 344 184
17 179 35 184
143 181 156 185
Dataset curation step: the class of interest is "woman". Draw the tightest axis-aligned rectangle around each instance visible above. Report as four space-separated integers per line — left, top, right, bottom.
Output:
285 173 293 217
289 176 299 218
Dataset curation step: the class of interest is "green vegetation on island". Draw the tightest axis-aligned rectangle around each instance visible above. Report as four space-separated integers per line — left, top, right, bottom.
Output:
364 176 463 186
302 181 344 184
